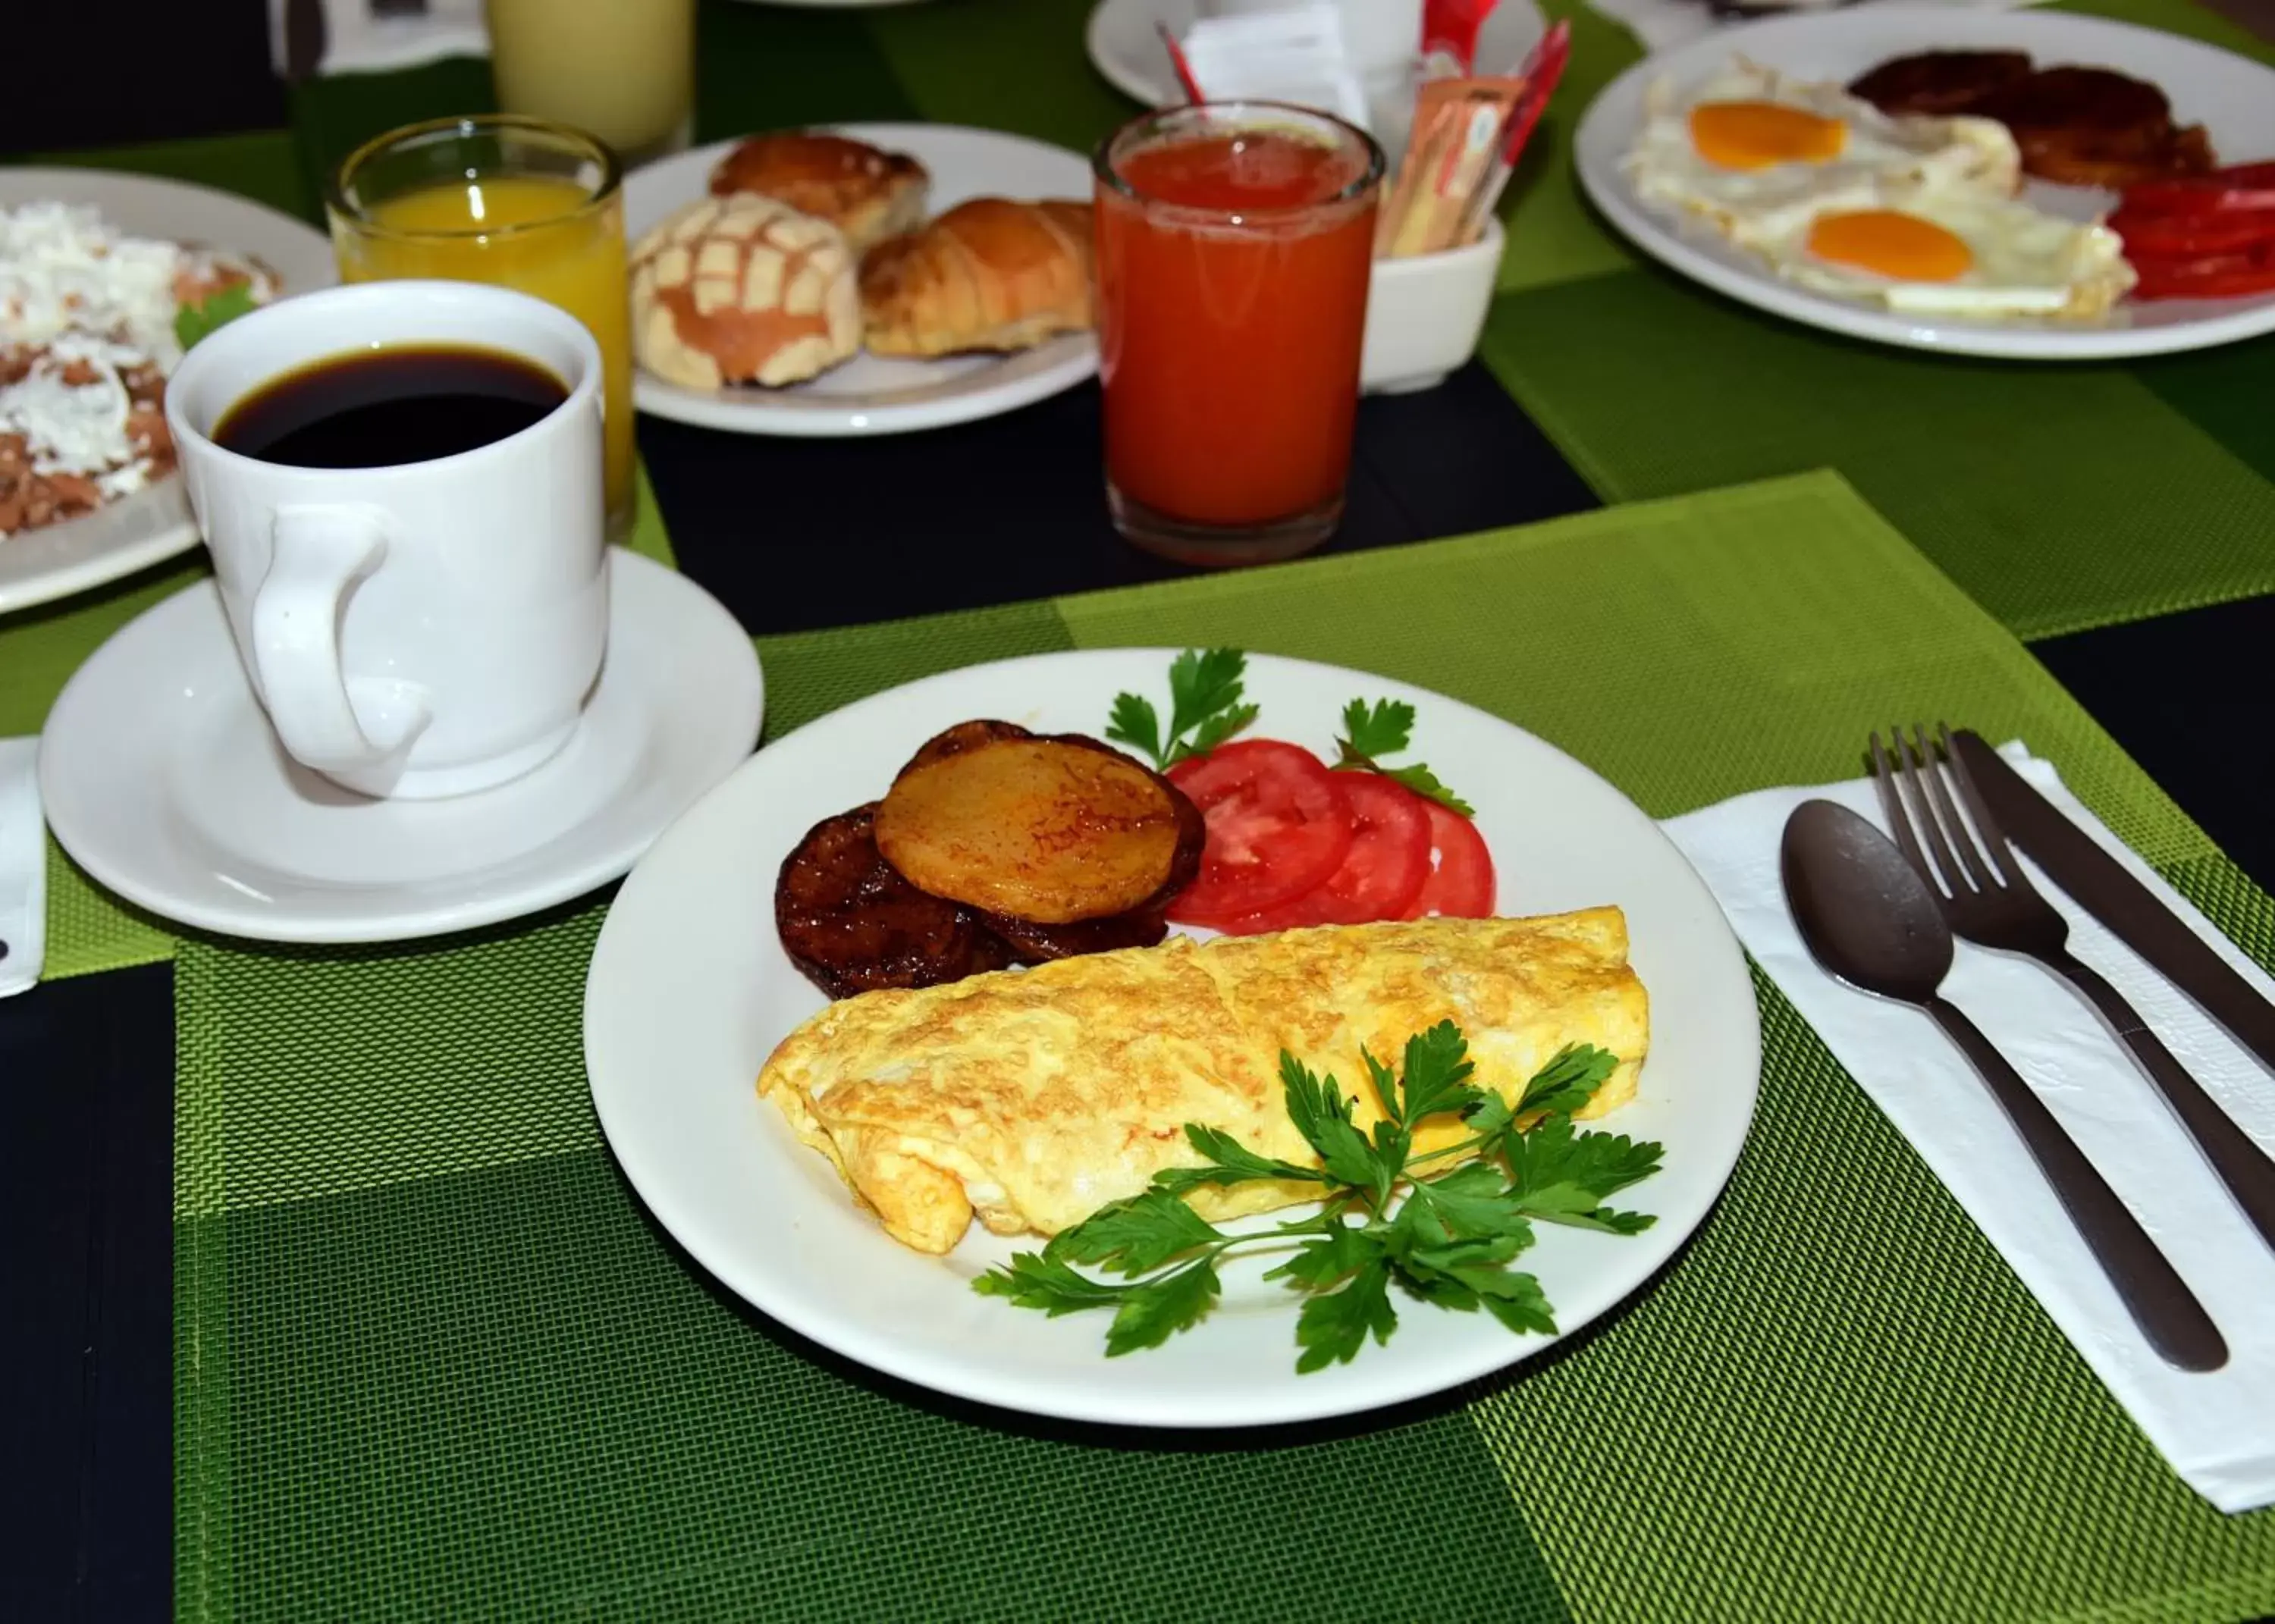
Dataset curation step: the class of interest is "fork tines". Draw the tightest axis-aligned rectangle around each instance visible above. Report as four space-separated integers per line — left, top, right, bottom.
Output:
1869 724 2033 902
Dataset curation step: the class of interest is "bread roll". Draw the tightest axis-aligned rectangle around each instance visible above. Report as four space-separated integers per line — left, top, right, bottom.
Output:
859 199 1094 359
708 131 929 254
629 194 861 389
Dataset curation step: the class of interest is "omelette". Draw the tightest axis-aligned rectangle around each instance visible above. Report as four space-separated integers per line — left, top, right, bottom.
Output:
759 911 1649 1254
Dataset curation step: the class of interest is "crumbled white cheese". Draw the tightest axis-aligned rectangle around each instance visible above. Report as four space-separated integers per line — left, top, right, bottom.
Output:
0 200 189 372
0 336 136 478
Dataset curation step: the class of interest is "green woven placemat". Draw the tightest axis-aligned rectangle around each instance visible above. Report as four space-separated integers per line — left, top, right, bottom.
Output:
8 469 677 980
1481 0 2275 641
177 472 2275 1623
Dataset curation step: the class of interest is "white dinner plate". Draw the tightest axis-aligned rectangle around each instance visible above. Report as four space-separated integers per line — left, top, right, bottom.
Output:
585 650 1762 1428
1574 7 2275 360
1084 0 1547 109
622 124 1097 436
41 550 762 944
0 168 335 615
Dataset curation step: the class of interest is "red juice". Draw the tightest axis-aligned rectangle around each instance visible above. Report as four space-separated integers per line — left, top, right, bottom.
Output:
1094 110 1382 547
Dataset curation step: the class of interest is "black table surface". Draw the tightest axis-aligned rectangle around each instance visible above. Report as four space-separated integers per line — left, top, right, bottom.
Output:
8 48 2275 1624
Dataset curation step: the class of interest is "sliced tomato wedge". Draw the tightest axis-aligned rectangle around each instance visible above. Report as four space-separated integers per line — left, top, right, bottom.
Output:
1401 798 1497 920
2110 205 2275 257
2123 161 2275 217
1213 775 1434 935
1165 740 1354 923
2127 243 2275 302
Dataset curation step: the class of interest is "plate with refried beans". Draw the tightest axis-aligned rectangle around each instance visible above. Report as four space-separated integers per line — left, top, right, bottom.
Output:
0 169 333 614
1577 5 2275 358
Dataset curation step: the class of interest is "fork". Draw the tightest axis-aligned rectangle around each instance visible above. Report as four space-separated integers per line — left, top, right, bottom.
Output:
1872 725 2275 1253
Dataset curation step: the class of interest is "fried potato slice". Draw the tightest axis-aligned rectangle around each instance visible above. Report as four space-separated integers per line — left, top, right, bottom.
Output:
875 735 1201 924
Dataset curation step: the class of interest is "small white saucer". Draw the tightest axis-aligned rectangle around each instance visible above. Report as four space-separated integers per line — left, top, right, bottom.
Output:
40 549 764 945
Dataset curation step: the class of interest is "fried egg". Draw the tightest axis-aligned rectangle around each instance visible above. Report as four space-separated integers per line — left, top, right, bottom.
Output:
1764 183 2135 318
1625 60 2020 249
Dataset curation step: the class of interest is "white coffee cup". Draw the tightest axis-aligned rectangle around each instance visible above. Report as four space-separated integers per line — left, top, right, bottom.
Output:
165 280 608 802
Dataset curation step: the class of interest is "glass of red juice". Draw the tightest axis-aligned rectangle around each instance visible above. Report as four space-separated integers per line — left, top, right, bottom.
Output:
1094 103 1385 566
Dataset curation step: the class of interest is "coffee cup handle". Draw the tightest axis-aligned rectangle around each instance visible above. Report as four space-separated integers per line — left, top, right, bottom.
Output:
253 505 432 773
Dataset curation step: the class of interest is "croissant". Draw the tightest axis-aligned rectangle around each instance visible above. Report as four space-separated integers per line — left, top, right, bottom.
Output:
858 198 1094 358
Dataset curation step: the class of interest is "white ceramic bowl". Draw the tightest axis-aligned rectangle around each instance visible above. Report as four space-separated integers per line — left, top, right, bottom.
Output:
1361 218 1505 394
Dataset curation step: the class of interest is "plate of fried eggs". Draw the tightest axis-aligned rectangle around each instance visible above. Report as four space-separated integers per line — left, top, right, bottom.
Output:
1576 6 2275 358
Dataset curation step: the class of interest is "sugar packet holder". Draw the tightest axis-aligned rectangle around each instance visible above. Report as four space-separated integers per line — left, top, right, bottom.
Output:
1378 20 1571 258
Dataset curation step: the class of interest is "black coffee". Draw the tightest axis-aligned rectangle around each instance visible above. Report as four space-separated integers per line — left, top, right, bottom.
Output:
215 345 567 469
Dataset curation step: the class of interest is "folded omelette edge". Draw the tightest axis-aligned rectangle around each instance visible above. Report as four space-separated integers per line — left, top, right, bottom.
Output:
758 911 1651 1254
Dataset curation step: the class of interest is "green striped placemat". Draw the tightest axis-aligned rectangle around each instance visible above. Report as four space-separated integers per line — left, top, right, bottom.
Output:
176 472 2275 1623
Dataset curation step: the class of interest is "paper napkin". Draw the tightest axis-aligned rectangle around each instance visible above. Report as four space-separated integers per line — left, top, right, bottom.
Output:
1586 0 2040 56
0 737 44 997
1179 6 1376 130
1663 744 2275 1513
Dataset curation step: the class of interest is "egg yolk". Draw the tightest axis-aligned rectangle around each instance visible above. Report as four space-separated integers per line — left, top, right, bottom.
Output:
1806 210 1974 282
1688 102 1848 170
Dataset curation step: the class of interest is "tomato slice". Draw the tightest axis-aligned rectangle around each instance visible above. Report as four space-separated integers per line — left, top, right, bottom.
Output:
2110 205 2275 257
1212 775 1434 935
1165 741 1354 923
2123 162 2275 217
2127 242 2275 302
1401 798 1497 920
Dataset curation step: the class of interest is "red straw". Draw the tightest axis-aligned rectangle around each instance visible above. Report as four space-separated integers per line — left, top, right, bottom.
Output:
1499 20 1571 164
1423 0 1502 75
1157 23 1207 105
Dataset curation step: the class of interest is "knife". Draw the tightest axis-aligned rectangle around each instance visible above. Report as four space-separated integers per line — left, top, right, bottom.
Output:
1951 729 2275 1077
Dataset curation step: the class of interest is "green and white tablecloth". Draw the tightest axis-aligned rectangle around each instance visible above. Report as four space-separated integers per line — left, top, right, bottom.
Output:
10 1 2275 1617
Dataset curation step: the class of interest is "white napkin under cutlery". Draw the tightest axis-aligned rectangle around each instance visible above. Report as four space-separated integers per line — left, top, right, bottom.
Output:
0 737 44 997
1664 743 2275 1513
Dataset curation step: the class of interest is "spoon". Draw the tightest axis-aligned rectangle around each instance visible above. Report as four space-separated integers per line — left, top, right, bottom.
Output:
1781 798 2227 1373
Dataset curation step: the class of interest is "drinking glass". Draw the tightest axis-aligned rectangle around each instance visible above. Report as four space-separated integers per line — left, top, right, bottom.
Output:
327 116 635 538
485 0 695 168
1094 102 1384 566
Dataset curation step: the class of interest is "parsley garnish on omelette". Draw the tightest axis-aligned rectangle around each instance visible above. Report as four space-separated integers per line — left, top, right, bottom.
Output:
975 1021 1662 1371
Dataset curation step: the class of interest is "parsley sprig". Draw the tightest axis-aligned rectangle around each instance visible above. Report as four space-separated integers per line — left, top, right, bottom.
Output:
973 1022 1662 1370
1106 647 1260 770
174 282 259 352
1334 698 1473 816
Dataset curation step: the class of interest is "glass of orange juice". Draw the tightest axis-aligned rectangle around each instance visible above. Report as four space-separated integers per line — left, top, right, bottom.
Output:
327 116 635 537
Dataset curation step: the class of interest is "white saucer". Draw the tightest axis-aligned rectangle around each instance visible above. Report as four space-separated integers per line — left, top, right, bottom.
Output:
40 549 763 945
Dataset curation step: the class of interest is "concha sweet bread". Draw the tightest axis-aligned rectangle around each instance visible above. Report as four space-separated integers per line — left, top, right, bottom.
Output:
859 198 1094 359
708 131 930 254
629 194 861 390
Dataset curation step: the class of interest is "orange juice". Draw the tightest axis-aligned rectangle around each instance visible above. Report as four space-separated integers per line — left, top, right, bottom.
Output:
1094 105 1383 563
329 126 635 533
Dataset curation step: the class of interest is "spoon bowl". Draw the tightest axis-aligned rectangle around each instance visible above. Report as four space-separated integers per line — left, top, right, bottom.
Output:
1781 798 1953 1005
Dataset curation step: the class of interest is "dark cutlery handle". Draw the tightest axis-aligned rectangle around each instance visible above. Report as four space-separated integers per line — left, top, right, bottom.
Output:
2047 948 2275 1254
1927 997 2228 1372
